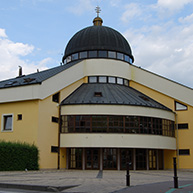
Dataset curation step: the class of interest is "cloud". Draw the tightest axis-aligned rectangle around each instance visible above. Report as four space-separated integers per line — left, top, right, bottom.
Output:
123 22 193 88
110 0 122 7
179 13 193 23
157 0 193 10
67 0 94 15
0 28 49 81
0 29 7 38
121 3 142 23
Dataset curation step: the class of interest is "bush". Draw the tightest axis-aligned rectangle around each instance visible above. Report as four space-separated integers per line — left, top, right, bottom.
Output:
0 141 39 171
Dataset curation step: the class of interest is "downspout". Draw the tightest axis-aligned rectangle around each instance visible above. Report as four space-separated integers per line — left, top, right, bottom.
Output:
57 104 61 169
175 112 179 169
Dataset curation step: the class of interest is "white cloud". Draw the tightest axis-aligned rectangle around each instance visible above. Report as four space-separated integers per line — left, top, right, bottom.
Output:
0 29 7 38
121 3 142 23
0 28 49 81
110 0 121 7
123 22 193 88
157 0 193 10
179 13 193 23
67 0 94 15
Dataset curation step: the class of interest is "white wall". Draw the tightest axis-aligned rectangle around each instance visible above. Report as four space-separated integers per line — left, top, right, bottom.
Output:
60 133 176 150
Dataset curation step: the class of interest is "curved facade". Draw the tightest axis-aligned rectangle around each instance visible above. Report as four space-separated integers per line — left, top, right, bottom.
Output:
57 16 178 170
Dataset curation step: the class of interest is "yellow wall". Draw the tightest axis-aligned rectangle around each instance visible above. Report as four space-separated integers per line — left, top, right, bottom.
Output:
1 75 192 170
37 95 59 169
36 78 86 169
0 100 39 145
60 148 67 169
164 150 176 169
130 80 193 169
176 106 193 168
0 78 86 170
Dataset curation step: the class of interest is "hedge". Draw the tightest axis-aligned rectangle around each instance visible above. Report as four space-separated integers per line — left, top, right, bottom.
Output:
0 141 39 171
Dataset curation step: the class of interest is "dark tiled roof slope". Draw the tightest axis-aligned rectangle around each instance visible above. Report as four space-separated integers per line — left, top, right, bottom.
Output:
61 83 172 111
0 60 81 89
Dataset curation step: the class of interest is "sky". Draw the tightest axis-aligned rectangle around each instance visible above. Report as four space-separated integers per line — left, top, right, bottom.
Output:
0 0 193 88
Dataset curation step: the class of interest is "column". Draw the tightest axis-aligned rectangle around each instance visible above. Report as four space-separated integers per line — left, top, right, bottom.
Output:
100 148 103 170
82 148 85 170
133 149 136 170
146 149 149 170
117 148 120 170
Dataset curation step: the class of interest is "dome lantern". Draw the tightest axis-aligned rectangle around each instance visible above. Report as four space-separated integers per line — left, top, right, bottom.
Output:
93 6 103 26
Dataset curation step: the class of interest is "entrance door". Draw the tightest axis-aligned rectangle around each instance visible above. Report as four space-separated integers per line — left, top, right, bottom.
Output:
120 149 133 170
149 150 157 170
103 149 117 170
85 149 100 169
136 149 147 170
69 148 82 169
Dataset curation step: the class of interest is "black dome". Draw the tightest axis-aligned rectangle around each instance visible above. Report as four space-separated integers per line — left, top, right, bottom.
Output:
63 25 134 63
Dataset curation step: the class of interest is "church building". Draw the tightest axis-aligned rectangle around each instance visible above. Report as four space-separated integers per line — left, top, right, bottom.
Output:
0 11 193 170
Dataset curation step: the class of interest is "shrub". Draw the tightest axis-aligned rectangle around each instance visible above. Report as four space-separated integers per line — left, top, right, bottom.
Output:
0 141 39 171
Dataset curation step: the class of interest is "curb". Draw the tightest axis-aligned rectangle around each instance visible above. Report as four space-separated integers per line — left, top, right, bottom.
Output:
0 183 79 192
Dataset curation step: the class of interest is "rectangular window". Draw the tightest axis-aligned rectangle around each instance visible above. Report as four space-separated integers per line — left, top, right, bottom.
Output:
88 51 97 58
98 76 107 83
52 92 60 103
71 53 78 61
179 149 190 155
88 76 97 83
108 51 116 58
117 78 123 85
94 92 102 97
79 51 87 59
108 76 116 83
175 101 187 111
17 114 22 120
98 51 107 58
178 123 188 129
117 53 124 60
51 146 59 153
52 116 59 123
124 79 129 86
2 114 13 131
124 55 130 62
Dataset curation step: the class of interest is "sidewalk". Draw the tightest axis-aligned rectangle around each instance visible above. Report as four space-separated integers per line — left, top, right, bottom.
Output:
0 170 192 192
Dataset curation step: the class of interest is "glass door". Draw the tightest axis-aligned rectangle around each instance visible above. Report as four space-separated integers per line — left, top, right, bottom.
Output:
149 150 157 170
103 149 117 170
120 149 133 170
136 149 147 170
85 149 100 170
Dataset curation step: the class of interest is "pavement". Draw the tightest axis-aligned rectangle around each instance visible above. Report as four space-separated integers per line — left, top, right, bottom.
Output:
0 169 193 193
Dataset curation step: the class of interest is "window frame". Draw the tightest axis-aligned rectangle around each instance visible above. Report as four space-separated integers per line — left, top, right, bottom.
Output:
175 101 188 111
179 149 190 155
52 92 60 103
1 114 13 132
178 123 188 129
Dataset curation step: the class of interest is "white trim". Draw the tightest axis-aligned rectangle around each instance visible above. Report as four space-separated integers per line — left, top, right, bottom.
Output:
1 113 14 132
60 133 176 150
61 105 175 121
0 59 192 107
130 65 193 107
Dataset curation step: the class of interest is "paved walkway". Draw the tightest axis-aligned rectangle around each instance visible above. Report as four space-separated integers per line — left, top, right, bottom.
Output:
0 170 193 193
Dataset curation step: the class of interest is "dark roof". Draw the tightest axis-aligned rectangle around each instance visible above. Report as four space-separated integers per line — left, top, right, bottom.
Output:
61 83 172 111
0 60 81 89
63 25 134 62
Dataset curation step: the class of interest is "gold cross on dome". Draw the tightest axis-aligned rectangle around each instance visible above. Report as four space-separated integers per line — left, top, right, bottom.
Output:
95 6 101 17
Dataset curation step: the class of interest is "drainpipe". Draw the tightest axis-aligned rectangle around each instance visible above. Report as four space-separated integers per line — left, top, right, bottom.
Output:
57 105 61 169
175 112 179 169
